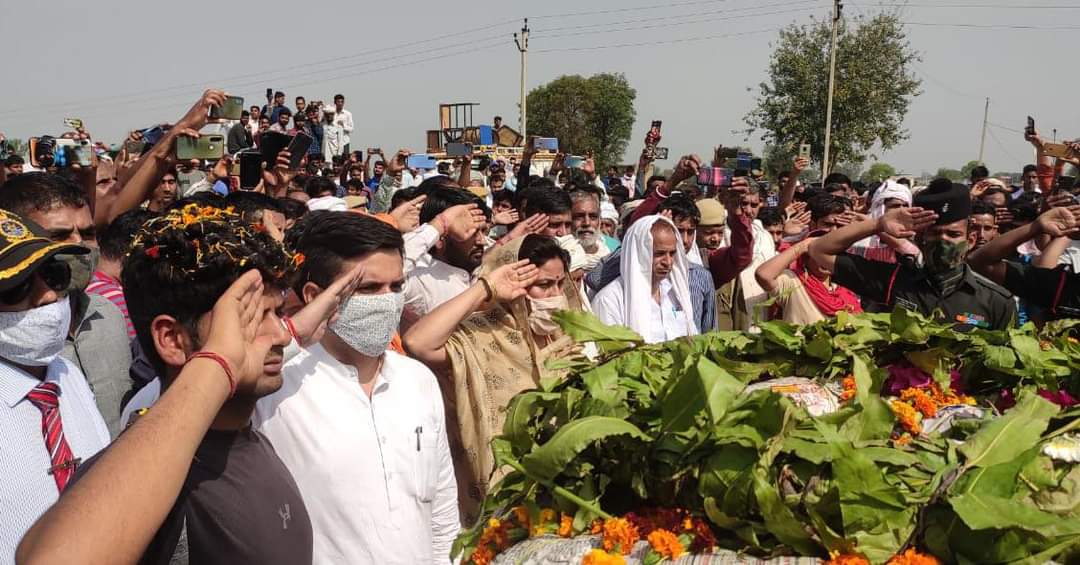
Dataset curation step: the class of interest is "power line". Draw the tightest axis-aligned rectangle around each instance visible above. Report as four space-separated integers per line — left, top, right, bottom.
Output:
0 40 511 125
986 126 1024 168
531 0 821 33
853 2 1080 9
528 0 734 20
0 36 510 122
531 5 819 40
903 21 1080 29
989 122 1019 134
0 18 519 119
533 27 781 52
911 65 983 100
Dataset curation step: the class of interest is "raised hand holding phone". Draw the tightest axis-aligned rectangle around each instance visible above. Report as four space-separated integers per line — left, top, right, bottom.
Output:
177 89 226 131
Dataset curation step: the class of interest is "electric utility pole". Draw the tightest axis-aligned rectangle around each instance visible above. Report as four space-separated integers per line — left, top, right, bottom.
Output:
515 19 529 141
821 0 842 182
978 97 989 164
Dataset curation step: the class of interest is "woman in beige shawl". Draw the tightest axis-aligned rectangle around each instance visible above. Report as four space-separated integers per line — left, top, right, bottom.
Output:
403 234 586 524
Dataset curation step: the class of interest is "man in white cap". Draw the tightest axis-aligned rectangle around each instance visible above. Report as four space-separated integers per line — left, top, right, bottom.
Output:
599 201 621 250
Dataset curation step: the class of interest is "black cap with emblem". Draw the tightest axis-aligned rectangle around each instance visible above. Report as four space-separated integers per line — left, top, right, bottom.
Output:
913 178 972 225
0 208 88 293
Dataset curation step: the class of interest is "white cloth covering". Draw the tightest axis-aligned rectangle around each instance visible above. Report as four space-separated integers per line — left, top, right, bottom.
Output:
592 215 698 342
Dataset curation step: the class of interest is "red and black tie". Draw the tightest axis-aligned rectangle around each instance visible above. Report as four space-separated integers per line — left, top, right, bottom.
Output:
27 382 78 493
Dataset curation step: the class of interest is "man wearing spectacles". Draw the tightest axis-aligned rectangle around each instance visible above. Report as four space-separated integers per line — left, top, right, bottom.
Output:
0 207 110 563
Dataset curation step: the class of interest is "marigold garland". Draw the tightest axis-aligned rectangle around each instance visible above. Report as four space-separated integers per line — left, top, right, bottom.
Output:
559 514 574 538
887 548 940 565
890 399 923 435
464 507 716 565
601 517 640 555
890 383 975 436
840 375 857 403
581 549 627 565
646 529 686 560
824 551 871 565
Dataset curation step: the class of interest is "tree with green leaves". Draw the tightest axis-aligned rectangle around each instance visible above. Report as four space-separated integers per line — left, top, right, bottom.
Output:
744 12 921 172
861 162 897 184
936 168 964 182
526 73 636 169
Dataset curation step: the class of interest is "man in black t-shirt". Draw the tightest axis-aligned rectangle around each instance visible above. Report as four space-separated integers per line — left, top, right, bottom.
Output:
18 204 314 564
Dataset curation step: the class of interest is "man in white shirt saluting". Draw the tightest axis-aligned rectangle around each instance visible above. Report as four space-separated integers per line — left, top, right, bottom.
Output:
255 210 458 564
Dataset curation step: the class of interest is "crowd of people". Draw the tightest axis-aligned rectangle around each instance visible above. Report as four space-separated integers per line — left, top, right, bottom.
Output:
1 87 1079 565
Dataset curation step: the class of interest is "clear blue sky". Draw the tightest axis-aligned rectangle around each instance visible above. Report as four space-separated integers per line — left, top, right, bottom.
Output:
1 0 1076 175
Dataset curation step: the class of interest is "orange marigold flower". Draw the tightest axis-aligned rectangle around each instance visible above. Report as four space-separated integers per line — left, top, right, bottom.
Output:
887 548 941 565
824 551 871 565
590 519 604 535
601 517 640 555
559 514 574 538
893 433 913 447
840 375 857 402
513 506 530 529
582 549 627 565
890 399 923 435
682 517 694 531
646 529 686 560
468 544 495 565
900 387 938 418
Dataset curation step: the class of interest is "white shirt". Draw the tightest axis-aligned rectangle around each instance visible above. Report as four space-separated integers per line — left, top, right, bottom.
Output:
0 357 109 563
254 345 458 565
333 109 354 146
401 225 472 331
592 277 691 344
322 122 345 158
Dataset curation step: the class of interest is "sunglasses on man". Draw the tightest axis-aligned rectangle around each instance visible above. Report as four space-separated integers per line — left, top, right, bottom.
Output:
0 259 72 305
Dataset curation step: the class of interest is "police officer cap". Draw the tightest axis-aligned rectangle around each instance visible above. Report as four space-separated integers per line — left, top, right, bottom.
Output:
913 178 971 225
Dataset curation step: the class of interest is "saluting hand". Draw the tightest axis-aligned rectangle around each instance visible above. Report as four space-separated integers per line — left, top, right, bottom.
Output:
1036 205 1080 238
485 259 539 302
878 206 938 239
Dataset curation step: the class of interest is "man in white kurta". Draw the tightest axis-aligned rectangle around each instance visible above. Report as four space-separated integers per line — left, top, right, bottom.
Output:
592 215 699 343
255 343 458 564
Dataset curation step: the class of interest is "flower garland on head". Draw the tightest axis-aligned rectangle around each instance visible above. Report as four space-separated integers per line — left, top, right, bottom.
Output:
128 203 298 280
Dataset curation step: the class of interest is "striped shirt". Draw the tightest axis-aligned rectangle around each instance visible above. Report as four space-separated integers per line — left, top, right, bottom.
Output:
0 356 110 562
85 271 134 338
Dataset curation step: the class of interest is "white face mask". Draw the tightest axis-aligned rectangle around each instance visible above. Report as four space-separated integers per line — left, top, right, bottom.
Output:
527 294 569 336
330 292 404 357
0 299 71 367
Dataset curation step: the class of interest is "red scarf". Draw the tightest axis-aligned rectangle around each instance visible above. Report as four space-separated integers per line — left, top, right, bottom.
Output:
794 256 863 316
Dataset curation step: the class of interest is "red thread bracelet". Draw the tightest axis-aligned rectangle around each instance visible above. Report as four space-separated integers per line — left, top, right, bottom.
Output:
282 316 299 342
189 351 237 398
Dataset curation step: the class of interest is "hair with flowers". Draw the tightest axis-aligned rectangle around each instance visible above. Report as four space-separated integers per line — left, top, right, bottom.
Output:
122 201 297 375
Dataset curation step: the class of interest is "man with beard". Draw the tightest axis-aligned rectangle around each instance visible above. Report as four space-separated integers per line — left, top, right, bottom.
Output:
569 187 610 264
400 183 489 330
809 179 1016 330
147 171 178 213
